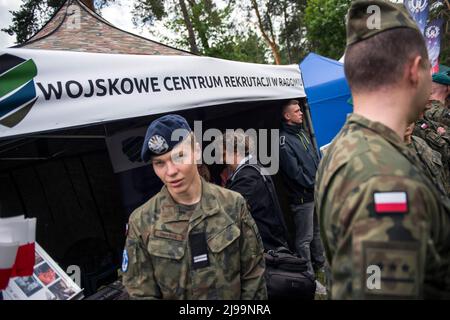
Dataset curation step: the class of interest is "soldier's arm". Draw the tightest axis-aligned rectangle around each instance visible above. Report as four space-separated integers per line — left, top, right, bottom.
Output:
330 175 443 300
279 142 315 188
238 198 268 300
122 213 162 300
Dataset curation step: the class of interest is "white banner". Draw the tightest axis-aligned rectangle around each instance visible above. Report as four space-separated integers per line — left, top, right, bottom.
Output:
0 48 305 139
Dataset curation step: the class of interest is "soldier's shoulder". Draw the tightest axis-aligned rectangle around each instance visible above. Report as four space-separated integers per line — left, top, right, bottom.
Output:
206 182 246 205
411 135 430 150
322 126 414 182
128 191 163 225
429 100 445 109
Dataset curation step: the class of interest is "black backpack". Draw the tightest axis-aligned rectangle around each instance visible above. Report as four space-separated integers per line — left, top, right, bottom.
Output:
264 247 316 300
231 164 315 299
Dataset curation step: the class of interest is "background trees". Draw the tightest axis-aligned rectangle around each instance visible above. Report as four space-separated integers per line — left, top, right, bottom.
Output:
2 0 448 65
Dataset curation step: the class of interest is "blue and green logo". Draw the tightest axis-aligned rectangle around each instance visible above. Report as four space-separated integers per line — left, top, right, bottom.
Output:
0 54 38 128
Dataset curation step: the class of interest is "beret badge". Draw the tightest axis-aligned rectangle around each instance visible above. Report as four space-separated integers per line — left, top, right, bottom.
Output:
148 135 169 154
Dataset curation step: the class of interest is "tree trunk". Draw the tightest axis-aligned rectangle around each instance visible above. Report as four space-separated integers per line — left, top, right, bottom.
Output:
187 0 210 51
283 1 292 64
179 0 200 54
251 0 281 64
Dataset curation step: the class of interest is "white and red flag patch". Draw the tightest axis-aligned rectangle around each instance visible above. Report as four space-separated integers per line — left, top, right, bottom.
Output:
373 192 408 214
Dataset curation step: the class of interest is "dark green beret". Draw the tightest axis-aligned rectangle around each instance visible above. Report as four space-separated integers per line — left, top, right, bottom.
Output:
346 0 420 46
432 65 450 85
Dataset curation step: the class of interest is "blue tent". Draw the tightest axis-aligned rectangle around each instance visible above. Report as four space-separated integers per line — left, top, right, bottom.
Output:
300 53 352 148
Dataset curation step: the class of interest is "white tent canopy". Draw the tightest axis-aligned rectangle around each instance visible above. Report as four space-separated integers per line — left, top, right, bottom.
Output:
0 48 305 139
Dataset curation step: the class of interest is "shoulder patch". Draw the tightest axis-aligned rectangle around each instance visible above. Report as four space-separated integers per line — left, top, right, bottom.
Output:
362 241 420 298
121 249 129 272
373 192 408 215
280 136 285 146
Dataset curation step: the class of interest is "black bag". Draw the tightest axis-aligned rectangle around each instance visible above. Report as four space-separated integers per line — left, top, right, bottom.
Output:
264 247 316 300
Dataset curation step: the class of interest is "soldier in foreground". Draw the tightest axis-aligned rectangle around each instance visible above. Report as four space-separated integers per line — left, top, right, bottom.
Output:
315 0 450 299
121 114 267 299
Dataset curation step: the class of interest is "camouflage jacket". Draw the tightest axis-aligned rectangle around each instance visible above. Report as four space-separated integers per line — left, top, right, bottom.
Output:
408 135 450 196
315 113 450 299
122 179 267 300
413 117 449 167
425 100 450 128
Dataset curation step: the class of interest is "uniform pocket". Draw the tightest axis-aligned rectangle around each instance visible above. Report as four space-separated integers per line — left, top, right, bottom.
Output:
147 237 186 260
207 223 240 253
431 153 443 168
146 238 187 297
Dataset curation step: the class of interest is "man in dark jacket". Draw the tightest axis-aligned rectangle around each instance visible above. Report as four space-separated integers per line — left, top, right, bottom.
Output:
221 131 290 251
279 100 325 278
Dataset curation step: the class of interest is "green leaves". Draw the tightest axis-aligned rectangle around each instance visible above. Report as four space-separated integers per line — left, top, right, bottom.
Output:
304 0 351 60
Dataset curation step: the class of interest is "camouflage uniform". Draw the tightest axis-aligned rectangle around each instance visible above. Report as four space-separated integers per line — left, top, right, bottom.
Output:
424 100 450 128
316 114 450 299
122 179 267 299
413 118 450 169
407 135 449 196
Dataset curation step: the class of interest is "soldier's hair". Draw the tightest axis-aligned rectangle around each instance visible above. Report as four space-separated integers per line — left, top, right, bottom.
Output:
281 99 300 121
344 28 429 93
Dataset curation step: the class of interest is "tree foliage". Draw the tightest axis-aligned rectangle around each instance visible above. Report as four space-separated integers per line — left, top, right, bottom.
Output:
278 0 309 64
304 0 351 60
132 0 232 56
7 0 447 67
1 0 113 44
1 0 64 44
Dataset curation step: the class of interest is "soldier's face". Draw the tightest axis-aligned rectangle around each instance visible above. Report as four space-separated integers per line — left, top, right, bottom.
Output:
284 103 303 125
151 136 200 196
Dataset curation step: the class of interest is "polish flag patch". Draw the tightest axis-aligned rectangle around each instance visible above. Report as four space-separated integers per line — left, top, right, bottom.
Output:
373 192 408 214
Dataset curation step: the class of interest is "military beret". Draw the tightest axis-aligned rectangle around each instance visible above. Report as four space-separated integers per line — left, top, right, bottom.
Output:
141 114 192 162
346 0 420 46
432 65 450 85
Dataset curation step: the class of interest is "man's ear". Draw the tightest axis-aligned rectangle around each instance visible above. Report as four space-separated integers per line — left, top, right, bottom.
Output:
407 56 423 87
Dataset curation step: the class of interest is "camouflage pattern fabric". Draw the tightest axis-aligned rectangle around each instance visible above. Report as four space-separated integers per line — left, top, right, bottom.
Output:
408 135 449 196
121 179 267 300
315 113 450 299
413 118 450 169
346 0 420 46
425 100 450 128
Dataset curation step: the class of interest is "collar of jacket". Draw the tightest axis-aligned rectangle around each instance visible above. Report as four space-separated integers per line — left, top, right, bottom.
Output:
281 121 303 134
428 99 445 108
347 113 417 161
158 178 220 224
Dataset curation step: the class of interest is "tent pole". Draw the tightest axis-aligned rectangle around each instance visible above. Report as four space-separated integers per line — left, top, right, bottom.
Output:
303 99 320 159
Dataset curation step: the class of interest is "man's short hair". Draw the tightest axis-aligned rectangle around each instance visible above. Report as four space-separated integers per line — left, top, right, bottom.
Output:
344 28 429 93
281 99 300 121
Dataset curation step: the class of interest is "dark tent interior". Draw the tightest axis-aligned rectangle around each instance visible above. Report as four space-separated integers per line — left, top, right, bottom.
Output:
0 97 314 296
